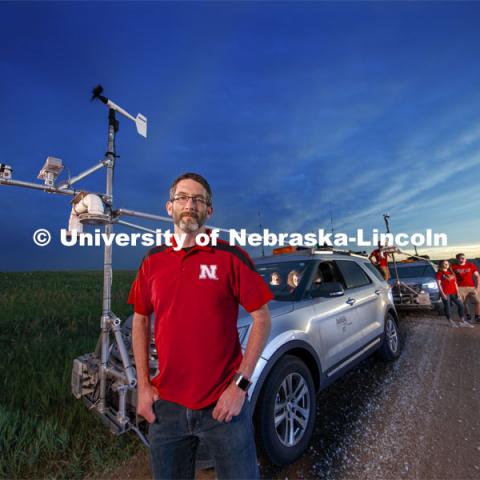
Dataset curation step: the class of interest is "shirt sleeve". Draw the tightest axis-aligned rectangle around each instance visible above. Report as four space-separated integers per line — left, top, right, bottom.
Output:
231 248 274 312
128 257 154 316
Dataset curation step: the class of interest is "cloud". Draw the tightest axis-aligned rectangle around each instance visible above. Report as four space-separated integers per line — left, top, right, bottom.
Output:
419 243 480 260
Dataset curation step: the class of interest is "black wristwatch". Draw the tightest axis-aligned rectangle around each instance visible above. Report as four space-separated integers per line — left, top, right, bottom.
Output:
233 372 252 392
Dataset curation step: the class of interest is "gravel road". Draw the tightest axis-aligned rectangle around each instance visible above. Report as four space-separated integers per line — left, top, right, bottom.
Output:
103 311 480 480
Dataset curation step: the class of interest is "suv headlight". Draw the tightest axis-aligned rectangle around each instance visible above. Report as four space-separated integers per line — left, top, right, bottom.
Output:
422 282 438 290
237 325 250 345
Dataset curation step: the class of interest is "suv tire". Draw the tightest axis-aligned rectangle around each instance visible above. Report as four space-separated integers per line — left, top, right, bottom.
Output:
255 355 316 466
378 313 401 361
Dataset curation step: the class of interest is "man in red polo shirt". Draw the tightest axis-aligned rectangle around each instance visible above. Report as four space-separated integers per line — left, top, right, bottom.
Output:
369 241 391 280
129 172 273 479
452 253 480 322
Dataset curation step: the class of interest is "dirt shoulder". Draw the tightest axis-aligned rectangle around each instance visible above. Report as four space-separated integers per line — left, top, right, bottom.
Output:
98 312 480 480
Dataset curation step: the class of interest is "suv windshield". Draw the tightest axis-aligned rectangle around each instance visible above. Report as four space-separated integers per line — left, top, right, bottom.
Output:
257 260 311 301
389 263 435 279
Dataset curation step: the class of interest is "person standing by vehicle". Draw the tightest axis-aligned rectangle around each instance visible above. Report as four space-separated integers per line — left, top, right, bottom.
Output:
129 172 273 480
369 241 391 280
435 260 471 328
452 253 480 323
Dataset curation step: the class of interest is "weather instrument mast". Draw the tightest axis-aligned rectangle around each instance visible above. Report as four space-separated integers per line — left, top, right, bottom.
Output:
0 86 163 442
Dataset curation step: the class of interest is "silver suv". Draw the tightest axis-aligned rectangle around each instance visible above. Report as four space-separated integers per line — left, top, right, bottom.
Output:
72 248 400 466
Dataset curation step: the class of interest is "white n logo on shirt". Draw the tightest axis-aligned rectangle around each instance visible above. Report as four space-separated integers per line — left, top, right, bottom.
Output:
199 264 218 280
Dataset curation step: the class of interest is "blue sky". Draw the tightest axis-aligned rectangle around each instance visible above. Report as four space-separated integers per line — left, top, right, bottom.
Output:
1 1 480 270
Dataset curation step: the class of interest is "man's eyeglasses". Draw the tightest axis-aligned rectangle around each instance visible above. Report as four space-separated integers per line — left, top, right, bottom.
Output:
171 194 209 206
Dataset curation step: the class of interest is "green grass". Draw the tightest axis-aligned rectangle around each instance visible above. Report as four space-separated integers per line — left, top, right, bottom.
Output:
0 271 143 479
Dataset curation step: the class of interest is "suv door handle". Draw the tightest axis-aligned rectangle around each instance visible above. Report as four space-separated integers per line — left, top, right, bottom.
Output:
346 297 356 306
375 289 382 295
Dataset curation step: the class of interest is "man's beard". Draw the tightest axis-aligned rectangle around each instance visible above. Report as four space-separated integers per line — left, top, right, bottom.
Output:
174 210 206 234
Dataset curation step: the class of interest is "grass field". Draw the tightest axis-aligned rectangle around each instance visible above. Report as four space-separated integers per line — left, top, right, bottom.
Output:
0 271 143 479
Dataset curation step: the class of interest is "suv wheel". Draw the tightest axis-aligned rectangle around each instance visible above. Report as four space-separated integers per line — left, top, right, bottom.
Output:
255 355 316 466
379 313 401 361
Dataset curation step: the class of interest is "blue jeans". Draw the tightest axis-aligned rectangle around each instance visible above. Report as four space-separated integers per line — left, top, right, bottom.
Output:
148 398 259 480
442 294 464 320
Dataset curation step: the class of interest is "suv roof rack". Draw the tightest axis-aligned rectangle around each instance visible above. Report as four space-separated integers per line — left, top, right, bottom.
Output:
272 245 368 258
313 248 368 258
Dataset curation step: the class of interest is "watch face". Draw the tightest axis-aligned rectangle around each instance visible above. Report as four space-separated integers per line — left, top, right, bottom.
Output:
235 375 251 391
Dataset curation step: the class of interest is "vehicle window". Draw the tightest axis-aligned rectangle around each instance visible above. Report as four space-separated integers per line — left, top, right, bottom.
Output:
307 261 345 294
335 260 372 289
316 261 343 283
363 262 386 282
256 261 312 301
388 264 435 278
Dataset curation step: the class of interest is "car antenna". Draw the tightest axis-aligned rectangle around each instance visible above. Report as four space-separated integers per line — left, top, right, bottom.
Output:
257 207 265 257
329 202 335 237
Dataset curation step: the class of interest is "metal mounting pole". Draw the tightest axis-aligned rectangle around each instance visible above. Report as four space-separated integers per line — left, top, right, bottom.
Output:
384 213 404 300
98 108 118 413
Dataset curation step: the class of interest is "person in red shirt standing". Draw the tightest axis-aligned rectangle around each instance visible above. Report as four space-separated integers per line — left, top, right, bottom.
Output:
129 172 273 480
369 241 391 280
451 253 480 323
435 260 471 328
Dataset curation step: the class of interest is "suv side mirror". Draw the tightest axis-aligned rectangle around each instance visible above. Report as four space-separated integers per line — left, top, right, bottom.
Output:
311 281 345 298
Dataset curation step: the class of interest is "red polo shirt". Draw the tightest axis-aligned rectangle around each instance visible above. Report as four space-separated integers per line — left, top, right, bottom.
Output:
128 238 273 409
452 262 478 287
371 248 388 268
435 270 457 296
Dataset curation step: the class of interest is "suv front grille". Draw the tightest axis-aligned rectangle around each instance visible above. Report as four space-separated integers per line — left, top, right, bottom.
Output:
392 283 422 295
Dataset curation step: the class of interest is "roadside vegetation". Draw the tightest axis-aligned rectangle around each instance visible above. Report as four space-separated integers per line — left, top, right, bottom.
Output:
0 271 142 479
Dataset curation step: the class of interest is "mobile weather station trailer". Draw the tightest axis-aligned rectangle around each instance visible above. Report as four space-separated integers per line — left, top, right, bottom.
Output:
0 86 178 445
